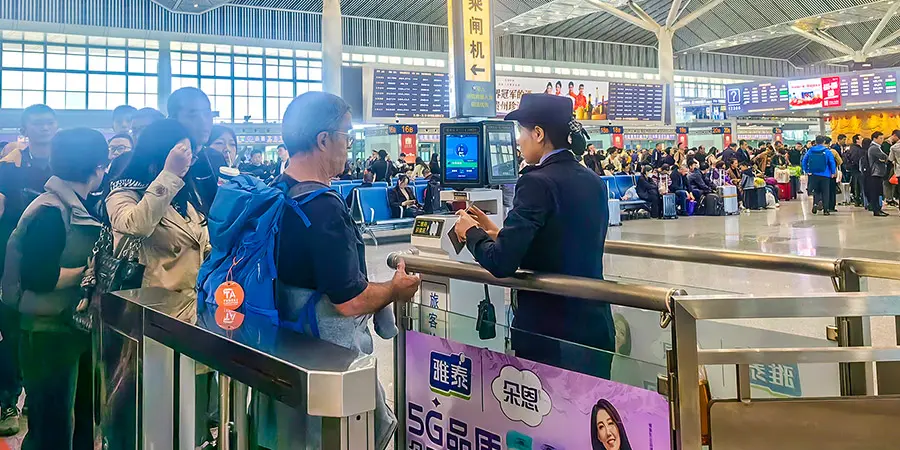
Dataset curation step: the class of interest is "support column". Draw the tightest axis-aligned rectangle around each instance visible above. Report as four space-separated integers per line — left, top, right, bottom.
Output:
322 0 343 96
157 39 172 114
657 29 676 126
818 116 827 136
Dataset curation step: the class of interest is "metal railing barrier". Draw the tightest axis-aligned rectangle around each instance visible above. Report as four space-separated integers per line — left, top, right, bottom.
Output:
97 287 378 450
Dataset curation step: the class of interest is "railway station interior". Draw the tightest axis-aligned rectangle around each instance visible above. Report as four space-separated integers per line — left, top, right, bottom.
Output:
3 0 900 449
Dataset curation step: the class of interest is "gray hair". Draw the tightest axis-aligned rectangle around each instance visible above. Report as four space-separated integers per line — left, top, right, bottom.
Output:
282 92 351 156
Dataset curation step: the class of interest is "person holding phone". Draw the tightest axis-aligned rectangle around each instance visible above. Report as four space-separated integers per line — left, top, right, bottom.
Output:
453 93 614 379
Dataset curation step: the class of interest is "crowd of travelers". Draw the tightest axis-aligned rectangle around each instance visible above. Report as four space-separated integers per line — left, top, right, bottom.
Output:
579 132 900 218
0 89 421 449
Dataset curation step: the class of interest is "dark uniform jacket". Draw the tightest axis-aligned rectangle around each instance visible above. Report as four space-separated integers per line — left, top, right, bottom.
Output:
464 150 614 377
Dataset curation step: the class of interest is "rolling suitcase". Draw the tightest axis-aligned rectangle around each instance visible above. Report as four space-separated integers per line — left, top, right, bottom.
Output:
717 185 738 215
743 187 766 210
776 182 792 201
608 198 622 226
662 193 677 219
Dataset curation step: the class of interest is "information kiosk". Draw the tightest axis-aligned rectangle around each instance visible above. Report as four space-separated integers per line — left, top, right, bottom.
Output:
410 121 518 351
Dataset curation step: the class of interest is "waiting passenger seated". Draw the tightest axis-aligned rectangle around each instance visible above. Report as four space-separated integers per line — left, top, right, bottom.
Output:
688 160 715 199
345 170 373 209
388 174 423 218
636 165 662 218
669 165 694 214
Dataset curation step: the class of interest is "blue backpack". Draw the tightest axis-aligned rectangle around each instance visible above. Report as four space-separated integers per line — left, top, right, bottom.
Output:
196 175 333 326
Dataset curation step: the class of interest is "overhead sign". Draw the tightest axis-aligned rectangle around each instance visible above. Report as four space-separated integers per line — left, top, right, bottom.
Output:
727 69 900 115
712 126 725 134
607 82 665 121
598 125 624 134
448 0 496 117
675 126 689 134
387 124 419 135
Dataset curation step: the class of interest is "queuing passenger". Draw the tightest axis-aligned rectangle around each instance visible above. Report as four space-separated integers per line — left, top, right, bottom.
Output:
801 135 837 216
107 119 209 312
1 128 108 450
112 104 137 135
265 91 418 449
636 165 662 218
388 174 423 218
826 143 843 212
131 107 165 143
274 144 290 176
207 125 238 169
168 87 216 213
789 142 803 166
453 93 614 378
867 132 890 216
737 140 752 164
887 131 900 208
721 143 737 165
0 105 58 436
883 131 900 206
845 134 865 206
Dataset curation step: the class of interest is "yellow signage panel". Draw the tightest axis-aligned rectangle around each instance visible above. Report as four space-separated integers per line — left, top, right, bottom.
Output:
460 0 492 83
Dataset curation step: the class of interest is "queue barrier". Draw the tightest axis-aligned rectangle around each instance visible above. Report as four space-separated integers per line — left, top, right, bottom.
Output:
97 287 378 450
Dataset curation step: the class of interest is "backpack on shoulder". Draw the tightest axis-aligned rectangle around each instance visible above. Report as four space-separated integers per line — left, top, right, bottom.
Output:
196 175 334 325
807 151 827 173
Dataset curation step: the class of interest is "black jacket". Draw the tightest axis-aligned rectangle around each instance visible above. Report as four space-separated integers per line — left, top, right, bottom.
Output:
464 151 614 376
688 169 714 194
636 175 659 201
788 148 802 166
669 170 689 192
737 148 751 164
387 186 417 218
845 144 865 171
721 148 737 164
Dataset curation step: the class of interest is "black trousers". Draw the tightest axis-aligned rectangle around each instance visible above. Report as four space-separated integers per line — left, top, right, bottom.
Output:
640 192 662 218
0 306 21 409
849 170 864 205
828 177 838 210
866 176 884 212
808 175 832 210
20 329 93 450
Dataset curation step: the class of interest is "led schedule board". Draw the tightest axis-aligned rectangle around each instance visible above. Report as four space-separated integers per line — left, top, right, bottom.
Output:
727 70 899 115
607 82 665 121
370 69 451 119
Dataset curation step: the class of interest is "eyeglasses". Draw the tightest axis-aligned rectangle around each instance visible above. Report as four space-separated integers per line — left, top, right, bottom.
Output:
332 131 355 149
108 144 131 155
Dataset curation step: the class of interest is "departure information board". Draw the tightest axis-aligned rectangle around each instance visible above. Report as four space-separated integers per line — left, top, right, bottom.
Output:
726 82 790 114
727 70 899 115
840 71 898 107
607 82 664 121
371 69 451 118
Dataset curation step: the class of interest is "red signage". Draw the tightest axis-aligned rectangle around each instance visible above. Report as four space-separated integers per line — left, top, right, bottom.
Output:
723 127 733 147
400 134 417 163
822 76 842 108
612 133 624 148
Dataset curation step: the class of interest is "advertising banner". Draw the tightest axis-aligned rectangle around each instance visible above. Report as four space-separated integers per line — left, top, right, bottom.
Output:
400 134 418 163
406 330 671 450
788 78 824 110
496 76 610 119
821 76 842 108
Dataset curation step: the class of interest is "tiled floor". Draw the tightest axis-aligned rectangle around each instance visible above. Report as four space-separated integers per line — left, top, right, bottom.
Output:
6 195 900 448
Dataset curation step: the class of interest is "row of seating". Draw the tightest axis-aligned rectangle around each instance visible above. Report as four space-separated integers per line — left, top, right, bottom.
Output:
346 185 428 244
602 175 649 210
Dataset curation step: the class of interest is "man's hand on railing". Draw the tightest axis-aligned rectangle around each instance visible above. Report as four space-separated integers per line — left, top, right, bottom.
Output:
391 259 421 302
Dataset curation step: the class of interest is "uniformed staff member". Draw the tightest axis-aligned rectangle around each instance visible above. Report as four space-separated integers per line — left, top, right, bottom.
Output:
454 93 614 378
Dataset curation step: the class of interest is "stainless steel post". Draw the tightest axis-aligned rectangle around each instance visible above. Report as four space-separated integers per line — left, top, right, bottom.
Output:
219 374 232 450
834 264 869 396
232 381 249 450
393 300 408 450
673 302 701 450
322 413 375 450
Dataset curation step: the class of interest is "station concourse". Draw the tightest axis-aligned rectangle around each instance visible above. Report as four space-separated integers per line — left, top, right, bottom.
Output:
2 0 900 449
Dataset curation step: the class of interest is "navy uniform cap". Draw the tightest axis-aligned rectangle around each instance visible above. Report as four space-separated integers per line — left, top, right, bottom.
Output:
504 93 573 126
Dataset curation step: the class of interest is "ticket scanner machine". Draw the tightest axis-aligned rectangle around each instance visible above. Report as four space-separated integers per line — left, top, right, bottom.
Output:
410 122 519 352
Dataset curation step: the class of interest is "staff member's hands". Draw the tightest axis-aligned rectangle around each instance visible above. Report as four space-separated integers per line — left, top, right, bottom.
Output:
454 210 479 242
467 205 500 238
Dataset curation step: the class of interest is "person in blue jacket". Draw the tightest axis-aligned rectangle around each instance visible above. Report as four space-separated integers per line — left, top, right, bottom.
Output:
801 135 837 216
453 93 614 379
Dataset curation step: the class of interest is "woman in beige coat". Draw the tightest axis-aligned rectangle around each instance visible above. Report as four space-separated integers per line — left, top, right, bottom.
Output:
106 119 209 320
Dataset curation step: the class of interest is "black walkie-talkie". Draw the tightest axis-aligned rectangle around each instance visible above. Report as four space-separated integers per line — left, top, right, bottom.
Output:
476 284 497 340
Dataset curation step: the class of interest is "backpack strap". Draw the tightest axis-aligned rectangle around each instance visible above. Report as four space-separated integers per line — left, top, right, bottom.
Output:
285 186 337 228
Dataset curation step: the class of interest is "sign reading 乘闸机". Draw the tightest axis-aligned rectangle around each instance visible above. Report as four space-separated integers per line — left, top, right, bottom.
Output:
447 0 496 117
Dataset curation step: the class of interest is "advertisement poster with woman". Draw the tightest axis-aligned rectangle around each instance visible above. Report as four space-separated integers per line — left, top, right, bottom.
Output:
406 331 670 450
496 76 610 119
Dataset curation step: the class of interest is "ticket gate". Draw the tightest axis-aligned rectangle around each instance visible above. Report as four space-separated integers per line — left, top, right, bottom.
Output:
97 288 377 450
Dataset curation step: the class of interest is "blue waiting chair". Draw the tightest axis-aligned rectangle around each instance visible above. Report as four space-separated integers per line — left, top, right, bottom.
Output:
353 187 416 245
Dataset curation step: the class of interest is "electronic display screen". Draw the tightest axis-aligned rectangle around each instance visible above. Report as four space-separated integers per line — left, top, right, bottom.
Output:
371 69 450 119
487 131 518 184
444 134 480 183
607 82 664 121
412 218 444 238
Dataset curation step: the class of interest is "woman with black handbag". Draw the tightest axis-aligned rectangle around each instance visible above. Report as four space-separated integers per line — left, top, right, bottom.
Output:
0 128 109 450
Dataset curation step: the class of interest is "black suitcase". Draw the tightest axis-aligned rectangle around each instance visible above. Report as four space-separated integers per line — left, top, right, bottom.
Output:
743 188 766 210
701 193 723 216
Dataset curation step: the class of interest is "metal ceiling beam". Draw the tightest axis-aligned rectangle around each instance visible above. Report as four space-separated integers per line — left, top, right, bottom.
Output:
584 0 658 32
672 0 726 31
790 25 855 55
864 1 900 53
628 0 660 29
873 26 900 51
666 0 684 28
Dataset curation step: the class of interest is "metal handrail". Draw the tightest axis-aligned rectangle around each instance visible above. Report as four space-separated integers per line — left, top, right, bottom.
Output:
604 240 840 278
386 252 678 313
